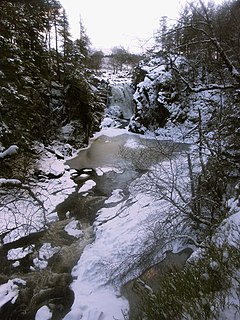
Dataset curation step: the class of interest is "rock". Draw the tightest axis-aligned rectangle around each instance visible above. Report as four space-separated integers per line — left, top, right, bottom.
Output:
35 157 65 180
45 146 65 159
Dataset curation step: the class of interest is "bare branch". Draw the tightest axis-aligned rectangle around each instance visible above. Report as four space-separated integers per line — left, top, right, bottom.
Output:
0 179 47 224
170 62 235 92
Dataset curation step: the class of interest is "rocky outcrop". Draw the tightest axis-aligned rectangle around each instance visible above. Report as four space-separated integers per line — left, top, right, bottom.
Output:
129 57 175 134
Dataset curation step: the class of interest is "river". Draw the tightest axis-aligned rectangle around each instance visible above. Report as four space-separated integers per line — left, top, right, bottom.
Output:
63 117 192 320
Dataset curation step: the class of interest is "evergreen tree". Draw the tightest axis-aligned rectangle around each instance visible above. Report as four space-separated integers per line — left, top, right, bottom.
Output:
0 0 100 148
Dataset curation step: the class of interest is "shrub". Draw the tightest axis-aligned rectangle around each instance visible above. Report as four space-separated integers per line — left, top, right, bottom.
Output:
136 241 240 320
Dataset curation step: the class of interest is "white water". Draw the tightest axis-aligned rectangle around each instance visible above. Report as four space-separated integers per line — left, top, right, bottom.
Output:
109 82 135 119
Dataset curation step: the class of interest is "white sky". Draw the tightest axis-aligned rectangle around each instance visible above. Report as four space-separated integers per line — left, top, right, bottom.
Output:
59 0 223 53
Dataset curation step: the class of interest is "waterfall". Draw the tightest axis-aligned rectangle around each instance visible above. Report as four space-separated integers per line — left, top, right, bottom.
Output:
108 82 135 120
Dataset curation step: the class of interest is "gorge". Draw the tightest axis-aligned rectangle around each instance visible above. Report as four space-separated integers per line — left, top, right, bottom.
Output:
1 1 240 319
0 75 195 320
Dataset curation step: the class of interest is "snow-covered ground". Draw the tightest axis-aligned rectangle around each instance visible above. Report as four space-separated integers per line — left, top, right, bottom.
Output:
0 124 194 319
62 126 195 320
0 68 239 319
0 145 77 245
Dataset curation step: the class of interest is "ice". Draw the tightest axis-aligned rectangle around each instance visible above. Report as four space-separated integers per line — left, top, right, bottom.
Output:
35 305 52 320
0 279 26 308
65 219 83 238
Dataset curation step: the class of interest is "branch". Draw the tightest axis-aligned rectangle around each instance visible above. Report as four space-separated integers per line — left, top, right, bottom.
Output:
0 145 19 159
170 2 240 86
189 23 240 84
0 179 47 223
193 83 235 92
170 63 235 92
0 179 22 187
165 234 204 248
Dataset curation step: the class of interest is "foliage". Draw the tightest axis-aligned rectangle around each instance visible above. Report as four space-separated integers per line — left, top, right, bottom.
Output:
87 50 104 71
131 0 240 135
110 46 142 73
136 240 240 320
128 1 240 318
0 0 101 149
63 75 94 143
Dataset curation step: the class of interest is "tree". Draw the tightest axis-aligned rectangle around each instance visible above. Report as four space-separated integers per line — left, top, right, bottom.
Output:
0 0 54 145
0 0 101 148
127 1 240 317
110 46 142 73
87 50 104 71
77 18 91 65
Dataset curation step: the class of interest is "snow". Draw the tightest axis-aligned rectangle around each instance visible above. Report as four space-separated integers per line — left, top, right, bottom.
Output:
12 261 20 268
0 145 18 158
93 127 128 139
37 155 65 178
64 148 192 319
101 116 120 128
64 288 128 320
95 167 123 176
7 245 35 260
0 142 77 247
61 123 74 137
78 179 96 194
35 305 52 320
56 71 202 319
1 202 45 244
213 198 240 248
105 189 124 204
33 243 60 270
64 219 83 238
1 60 239 319
0 178 21 186
0 279 26 308
33 149 76 217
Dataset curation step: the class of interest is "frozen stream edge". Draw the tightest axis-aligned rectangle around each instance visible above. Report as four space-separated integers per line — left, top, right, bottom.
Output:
63 127 193 320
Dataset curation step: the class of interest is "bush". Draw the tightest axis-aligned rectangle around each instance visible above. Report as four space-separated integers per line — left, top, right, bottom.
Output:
136 241 240 320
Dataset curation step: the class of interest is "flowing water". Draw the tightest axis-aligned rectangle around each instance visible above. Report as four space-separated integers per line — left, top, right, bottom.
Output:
63 80 192 320
108 81 135 119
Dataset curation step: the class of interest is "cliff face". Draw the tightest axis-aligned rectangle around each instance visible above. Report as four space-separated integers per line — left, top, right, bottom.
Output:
130 53 240 165
129 56 208 140
129 57 172 134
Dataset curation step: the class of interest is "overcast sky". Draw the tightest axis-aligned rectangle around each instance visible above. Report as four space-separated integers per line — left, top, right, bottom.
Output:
59 0 223 53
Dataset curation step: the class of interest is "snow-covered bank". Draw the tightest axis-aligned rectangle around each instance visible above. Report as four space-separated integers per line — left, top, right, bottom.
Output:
0 145 77 245
63 126 194 319
1 60 239 319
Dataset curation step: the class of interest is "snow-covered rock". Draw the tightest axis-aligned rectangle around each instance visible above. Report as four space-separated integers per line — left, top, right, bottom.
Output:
0 279 26 308
35 305 52 320
0 145 19 158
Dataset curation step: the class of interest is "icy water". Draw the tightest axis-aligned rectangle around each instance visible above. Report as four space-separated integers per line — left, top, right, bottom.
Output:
63 128 192 320
66 129 190 172
0 77 193 319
